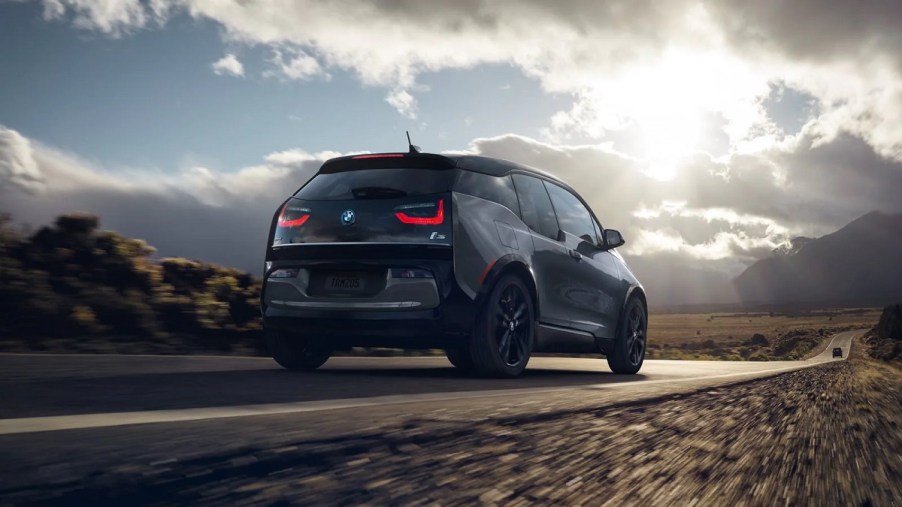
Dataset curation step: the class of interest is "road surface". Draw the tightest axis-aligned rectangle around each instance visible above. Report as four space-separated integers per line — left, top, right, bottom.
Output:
0 330 855 435
0 331 860 500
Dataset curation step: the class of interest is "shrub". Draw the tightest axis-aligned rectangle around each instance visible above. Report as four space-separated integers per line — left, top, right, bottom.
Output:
748 333 769 347
0 213 263 348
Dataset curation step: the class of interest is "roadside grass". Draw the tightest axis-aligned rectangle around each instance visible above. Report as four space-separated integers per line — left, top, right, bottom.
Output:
645 308 880 360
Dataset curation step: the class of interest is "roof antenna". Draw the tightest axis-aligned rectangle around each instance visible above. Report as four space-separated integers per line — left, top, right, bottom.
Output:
406 131 421 154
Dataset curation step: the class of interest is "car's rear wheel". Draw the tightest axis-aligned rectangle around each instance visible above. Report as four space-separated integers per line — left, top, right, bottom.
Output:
445 347 475 371
607 297 647 374
470 275 535 377
266 329 331 371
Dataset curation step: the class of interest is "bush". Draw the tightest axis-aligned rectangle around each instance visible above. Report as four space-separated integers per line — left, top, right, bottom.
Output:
0 213 263 350
748 333 769 347
867 304 902 363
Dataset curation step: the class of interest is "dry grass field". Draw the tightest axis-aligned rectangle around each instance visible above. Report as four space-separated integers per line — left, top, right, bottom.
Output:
646 308 881 360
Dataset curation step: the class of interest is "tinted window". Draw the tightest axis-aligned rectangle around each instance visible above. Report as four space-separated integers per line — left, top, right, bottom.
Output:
512 174 559 240
454 171 519 216
296 168 456 200
544 182 597 244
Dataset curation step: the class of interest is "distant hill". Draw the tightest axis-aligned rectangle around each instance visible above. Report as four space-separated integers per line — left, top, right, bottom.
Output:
734 212 902 306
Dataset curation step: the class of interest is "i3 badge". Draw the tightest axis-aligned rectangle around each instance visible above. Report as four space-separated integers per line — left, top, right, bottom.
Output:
340 209 356 225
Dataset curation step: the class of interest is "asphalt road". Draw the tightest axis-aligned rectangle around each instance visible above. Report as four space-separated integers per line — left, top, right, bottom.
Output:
0 331 859 500
0 330 854 434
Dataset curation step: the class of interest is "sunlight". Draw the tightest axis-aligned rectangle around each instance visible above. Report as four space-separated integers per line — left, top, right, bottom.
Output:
585 49 764 181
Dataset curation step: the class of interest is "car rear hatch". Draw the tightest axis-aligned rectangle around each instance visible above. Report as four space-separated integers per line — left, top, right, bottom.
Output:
263 153 457 312
269 153 456 252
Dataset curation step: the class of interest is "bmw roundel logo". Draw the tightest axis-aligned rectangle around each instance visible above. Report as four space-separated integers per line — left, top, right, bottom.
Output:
340 209 356 225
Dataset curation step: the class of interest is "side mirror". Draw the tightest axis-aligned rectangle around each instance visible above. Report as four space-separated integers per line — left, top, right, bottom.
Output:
603 229 625 249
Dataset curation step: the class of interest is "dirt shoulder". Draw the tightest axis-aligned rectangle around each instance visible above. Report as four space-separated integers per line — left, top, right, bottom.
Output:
3 339 901 506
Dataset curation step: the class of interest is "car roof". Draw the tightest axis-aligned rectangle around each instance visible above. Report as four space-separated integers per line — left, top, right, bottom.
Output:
319 152 566 184
448 154 564 182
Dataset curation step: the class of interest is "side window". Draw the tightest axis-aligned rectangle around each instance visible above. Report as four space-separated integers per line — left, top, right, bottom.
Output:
454 171 520 217
511 174 559 240
544 182 597 244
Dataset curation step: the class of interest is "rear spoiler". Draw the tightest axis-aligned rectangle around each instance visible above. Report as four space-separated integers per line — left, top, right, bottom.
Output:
318 152 456 174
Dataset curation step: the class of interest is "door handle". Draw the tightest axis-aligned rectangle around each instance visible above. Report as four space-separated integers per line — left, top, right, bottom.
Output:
569 249 582 261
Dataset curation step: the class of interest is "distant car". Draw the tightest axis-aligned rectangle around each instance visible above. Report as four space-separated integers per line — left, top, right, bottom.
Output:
832 347 843 358
260 150 647 377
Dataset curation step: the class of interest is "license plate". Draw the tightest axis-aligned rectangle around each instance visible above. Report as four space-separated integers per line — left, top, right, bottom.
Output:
325 275 365 291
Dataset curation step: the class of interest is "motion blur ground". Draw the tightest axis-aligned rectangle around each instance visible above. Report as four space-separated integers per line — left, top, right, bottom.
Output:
1 332 900 505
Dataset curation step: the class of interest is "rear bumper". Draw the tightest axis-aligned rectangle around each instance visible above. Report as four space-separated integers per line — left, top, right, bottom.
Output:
263 295 474 349
261 248 477 348
264 309 462 349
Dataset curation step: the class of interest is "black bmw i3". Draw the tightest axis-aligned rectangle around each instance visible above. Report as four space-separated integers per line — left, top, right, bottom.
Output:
262 151 647 377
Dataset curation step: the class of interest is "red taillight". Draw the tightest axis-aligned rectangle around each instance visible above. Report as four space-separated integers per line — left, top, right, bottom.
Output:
395 199 444 225
277 203 310 228
352 154 405 159
278 215 309 227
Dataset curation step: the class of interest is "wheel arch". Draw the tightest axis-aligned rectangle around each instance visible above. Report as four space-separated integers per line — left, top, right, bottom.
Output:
618 285 648 335
476 255 540 320
624 285 648 314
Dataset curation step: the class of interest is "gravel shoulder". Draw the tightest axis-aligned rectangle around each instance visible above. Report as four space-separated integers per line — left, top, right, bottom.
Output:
2 338 900 506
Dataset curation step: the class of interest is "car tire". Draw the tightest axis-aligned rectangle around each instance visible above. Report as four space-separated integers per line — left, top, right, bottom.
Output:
470 274 535 378
266 329 331 371
607 297 647 374
445 348 475 371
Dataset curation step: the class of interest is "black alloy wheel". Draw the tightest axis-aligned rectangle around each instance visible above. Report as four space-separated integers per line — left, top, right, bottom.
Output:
607 297 647 374
470 275 535 377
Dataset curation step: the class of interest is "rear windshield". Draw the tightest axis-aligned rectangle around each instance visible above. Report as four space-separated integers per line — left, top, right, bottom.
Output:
296 168 457 200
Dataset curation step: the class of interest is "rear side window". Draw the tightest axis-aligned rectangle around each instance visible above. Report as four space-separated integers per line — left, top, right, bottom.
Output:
512 174 559 240
296 168 456 200
453 171 519 216
544 182 597 244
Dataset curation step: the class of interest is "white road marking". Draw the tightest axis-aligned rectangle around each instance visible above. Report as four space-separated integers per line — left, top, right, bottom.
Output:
0 332 856 436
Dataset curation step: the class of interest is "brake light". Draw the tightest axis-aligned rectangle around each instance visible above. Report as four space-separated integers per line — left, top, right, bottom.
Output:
279 215 309 227
394 199 444 225
352 154 405 159
277 203 311 228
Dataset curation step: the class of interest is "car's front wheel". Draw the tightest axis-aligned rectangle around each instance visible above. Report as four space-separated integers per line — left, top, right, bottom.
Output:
266 329 331 371
470 275 535 377
607 297 647 374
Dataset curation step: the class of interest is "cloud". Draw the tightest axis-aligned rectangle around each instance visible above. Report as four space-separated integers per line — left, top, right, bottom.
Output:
459 132 902 261
40 0 164 36
385 89 418 119
264 49 328 81
35 0 900 159
0 126 327 272
211 53 244 77
0 126 45 194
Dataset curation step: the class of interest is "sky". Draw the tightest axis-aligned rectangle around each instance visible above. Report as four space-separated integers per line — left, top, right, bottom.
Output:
1 0 901 305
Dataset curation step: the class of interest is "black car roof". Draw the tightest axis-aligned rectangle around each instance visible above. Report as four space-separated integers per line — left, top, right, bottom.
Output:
319 152 565 184
448 154 563 182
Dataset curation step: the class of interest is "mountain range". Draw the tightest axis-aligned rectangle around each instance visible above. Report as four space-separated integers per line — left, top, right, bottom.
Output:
734 211 902 307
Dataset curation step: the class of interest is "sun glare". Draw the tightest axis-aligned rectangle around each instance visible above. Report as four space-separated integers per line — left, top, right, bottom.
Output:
588 49 760 181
